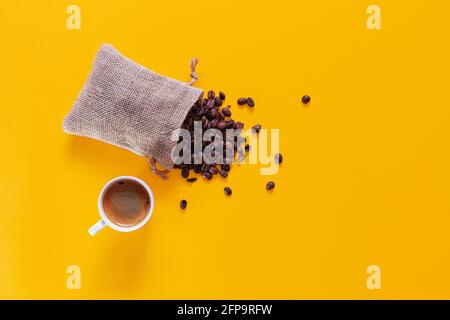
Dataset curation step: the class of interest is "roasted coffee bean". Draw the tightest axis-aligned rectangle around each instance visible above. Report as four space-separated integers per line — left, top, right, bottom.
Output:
216 121 227 130
237 98 248 105
214 96 223 107
252 124 262 134
222 108 231 117
209 166 219 174
219 170 228 178
224 187 232 196
225 119 235 128
210 108 219 119
202 171 212 180
234 121 244 130
207 99 215 109
187 178 197 183
266 181 275 191
221 164 231 172
211 119 219 128
219 91 226 100
202 118 209 130
193 165 202 174
245 144 251 152
302 95 311 104
274 153 283 164
208 90 215 99
181 167 190 178
180 200 188 209
209 166 219 175
247 97 255 107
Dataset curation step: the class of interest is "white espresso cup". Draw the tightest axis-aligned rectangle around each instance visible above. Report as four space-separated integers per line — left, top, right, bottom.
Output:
88 176 154 236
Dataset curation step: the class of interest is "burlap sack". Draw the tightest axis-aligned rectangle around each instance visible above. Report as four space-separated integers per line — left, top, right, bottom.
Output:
63 44 203 171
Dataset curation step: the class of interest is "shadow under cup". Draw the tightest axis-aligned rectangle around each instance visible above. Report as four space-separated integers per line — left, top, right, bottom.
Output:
102 179 151 227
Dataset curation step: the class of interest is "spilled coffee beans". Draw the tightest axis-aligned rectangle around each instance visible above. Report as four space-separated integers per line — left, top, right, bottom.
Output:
224 187 232 196
266 181 275 191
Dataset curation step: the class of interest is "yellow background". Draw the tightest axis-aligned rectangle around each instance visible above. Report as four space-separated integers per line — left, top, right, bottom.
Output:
1 0 450 299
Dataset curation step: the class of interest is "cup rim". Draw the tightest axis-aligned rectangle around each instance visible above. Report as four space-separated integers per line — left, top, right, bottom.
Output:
98 176 154 233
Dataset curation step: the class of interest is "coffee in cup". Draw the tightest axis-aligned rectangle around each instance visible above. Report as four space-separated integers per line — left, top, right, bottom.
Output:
89 176 154 236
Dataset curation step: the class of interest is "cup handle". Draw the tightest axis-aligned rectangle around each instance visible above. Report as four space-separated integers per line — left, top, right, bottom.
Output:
88 219 106 236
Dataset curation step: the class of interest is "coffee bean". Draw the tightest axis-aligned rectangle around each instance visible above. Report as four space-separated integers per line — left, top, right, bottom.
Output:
245 144 251 152
214 97 223 107
180 200 187 209
211 119 219 128
233 121 244 129
193 165 202 174
221 164 231 172
266 181 275 191
247 97 255 107
224 187 232 196
225 119 234 128
186 178 197 183
208 90 215 99
181 167 189 178
210 108 219 119
274 153 283 164
237 98 247 105
252 124 262 134
219 170 228 178
202 171 212 180
202 118 209 130
209 166 219 175
216 121 227 130
302 95 311 104
222 107 231 117
219 91 226 100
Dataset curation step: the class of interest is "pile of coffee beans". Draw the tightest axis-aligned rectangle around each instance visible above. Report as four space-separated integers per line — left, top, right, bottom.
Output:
174 91 283 210
174 90 248 182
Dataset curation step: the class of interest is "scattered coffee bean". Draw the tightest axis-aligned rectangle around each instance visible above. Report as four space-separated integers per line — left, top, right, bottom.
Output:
181 167 189 178
187 178 197 183
180 200 188 209
209 166 219 175
219 170 228 178
214 96 223 107
247 97 255 107
266 181 275 191
302 95 311 104
224 187 232 196
234 122 244 129
219 91 226 100
202 171 212 180
237 98 247 105
221 164 231 172
274 153 283 164
216 120 227 130
245 144 251 152
222 107 231 117
208 90 215 99
207 99 215 109
252 124 262 134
